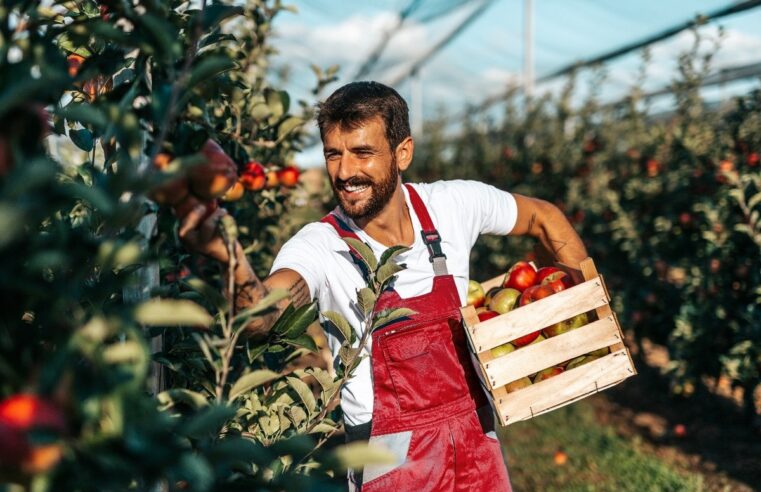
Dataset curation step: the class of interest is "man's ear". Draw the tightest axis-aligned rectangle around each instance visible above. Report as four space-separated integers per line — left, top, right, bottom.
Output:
395 136 414 172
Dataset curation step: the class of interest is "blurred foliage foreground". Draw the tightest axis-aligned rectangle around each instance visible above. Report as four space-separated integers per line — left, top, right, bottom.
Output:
0 0 380 490
411 32 761 422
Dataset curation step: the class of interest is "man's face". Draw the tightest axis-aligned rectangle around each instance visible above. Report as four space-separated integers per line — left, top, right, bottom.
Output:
323 116 399 221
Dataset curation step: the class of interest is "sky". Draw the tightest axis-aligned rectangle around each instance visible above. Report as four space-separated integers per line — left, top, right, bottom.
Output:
268 1 761 166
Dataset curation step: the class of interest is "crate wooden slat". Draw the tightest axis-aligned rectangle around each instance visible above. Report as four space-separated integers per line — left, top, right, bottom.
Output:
469 277 609 352
483 315 621 389
462 257 637 426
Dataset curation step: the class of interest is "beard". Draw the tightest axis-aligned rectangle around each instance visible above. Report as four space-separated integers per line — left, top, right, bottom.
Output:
331 157 400 222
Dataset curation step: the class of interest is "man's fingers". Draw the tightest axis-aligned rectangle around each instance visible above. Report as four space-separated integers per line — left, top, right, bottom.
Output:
178 203 210 238
198 208 227 245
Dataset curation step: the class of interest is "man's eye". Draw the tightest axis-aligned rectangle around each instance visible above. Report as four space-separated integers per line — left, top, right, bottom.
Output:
325 153 340 161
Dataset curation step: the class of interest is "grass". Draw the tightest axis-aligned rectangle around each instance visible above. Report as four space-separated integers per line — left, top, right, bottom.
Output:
499 397 704 492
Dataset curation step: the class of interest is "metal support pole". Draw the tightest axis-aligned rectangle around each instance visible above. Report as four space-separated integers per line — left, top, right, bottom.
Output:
523 0 534 98
411 68 423 139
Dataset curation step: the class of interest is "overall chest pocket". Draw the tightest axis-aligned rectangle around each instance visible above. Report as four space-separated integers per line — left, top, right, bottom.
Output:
382 322 467 413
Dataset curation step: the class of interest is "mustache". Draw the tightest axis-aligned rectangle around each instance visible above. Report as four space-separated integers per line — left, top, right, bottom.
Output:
334 176 374 189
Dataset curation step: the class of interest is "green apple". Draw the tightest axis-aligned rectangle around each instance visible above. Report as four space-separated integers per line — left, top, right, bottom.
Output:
587 346 610 357
565 354 603 370
466 280 485 308
488 288 521 314
490 342 516 358
504 376 532 393
543 312 589 338
529 333 545 345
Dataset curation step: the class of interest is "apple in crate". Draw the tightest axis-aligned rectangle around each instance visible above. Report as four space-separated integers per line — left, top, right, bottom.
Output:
503 261 537 292
488 288 521 314
466 280 485 308
540 270 574 293
565 354 603 370
490 342 516 358
504 377 533 393
543 312 588 338
484 286 502 307
533 366 565 383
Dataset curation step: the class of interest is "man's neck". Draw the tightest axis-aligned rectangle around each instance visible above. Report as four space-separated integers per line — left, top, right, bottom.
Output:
355 184 414 248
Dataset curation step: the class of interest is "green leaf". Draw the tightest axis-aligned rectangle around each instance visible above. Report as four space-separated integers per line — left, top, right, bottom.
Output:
339 345 360 367
308 421 339 434
234 288 289 322
322 310 354 344
281 303 318 339
286 376 316 414
373 308 415 330
158 389 209 410
277 116 303 140
379 245 410 267
63 182 115 215
183 278 228 311
747 192 761 210
139 13 180 60
58 104 108 128
183 404 237 439
229 370 281 401
102 340 145 364
134 299 213 327
357 288 377 317
285 334 319 353
376 262 405 286
201 4 244 30
209 437 270 465
174 454 214 492
0 204 25 249
69 128 94 151
247 341 268 364
344 237 378 271
186 56 236 91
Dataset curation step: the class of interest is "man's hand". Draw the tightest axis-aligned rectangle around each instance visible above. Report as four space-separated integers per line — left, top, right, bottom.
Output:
510 194 588 268
178 201 235 263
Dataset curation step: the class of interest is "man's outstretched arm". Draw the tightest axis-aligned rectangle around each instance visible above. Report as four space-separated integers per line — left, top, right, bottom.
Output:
509 194 588 268
177 201 311 337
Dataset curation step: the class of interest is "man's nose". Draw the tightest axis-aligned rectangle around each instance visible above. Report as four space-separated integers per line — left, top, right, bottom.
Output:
336 153 360 180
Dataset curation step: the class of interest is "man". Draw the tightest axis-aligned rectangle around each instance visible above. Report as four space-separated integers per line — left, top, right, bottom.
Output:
179 81 588 491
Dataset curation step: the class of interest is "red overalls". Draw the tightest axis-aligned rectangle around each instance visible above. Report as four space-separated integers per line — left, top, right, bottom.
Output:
321 184 512 492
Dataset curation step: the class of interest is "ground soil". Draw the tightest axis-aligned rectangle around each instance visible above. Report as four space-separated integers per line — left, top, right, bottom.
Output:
591 339 760 492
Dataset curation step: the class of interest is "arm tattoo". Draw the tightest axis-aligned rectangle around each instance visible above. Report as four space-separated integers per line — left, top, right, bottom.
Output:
550 238 568 254
527 213 537 235
233 276 277 337
288 277 311 308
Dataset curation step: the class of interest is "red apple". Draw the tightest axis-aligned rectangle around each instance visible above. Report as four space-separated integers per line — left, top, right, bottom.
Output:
535 266 561 284
541 271 574 293
189 139 237 199
529 333 545 345
477 310 500 322
490 342 515 358
277 165 300 188
0 394 66 474
504 377 532 393
240 161 267 191
488 288 521 314
466 280 485 308
533 366 564 383
503 261 537 292
519 284 554 307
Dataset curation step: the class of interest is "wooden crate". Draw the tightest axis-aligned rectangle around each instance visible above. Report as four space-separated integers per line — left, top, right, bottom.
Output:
461 258 636 426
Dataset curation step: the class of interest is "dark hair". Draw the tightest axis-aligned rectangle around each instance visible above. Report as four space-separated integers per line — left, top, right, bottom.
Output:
317 81 411 151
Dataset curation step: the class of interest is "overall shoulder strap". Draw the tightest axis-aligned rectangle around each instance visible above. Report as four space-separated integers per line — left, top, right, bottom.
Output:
403 184 449 276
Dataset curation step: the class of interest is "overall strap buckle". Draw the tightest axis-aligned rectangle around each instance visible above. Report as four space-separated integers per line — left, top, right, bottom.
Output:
421 230 448 276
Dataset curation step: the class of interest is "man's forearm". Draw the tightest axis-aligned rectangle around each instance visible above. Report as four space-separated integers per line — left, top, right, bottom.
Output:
537 206 588 267
226 247 277 338
227 245 312 337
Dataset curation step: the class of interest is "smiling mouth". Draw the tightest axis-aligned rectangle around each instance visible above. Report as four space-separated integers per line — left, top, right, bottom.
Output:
342 183 370 194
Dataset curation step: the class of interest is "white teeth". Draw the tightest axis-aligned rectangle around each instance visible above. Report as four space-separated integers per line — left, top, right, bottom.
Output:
345 184 369 193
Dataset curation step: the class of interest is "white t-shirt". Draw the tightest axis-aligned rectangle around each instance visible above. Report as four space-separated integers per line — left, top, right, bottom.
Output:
270 180 518 426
